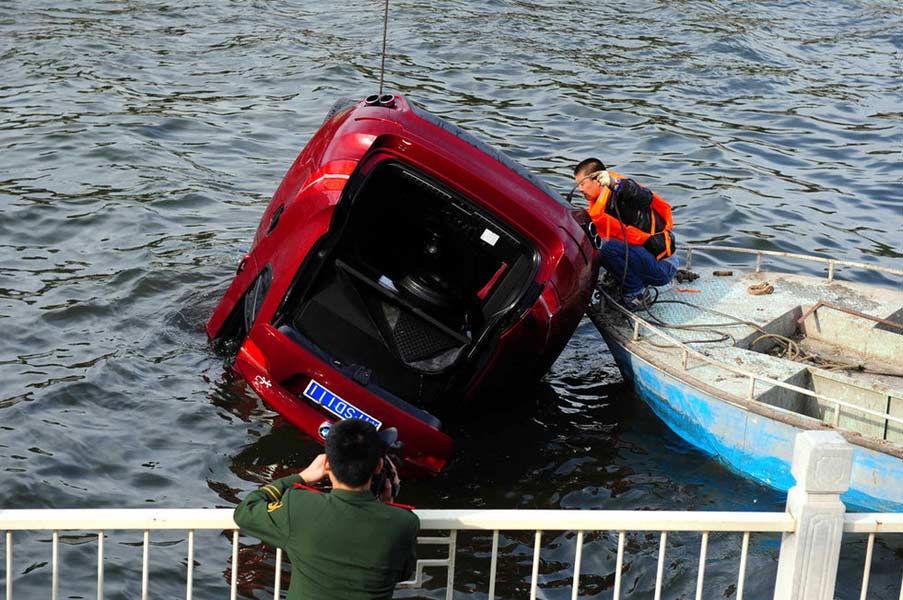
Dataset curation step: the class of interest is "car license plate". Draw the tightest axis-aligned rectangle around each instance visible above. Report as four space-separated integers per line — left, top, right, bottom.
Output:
303 379 382 429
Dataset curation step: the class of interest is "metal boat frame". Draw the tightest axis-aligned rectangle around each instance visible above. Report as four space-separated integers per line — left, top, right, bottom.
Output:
603 244 903 434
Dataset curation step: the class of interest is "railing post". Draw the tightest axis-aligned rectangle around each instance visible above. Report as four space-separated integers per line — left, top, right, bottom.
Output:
773 431 852 600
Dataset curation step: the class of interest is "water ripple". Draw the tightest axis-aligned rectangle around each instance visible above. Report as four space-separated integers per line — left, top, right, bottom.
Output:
1 1 901 597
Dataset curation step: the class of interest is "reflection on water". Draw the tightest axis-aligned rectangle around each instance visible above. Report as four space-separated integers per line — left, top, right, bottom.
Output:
1 0 901 597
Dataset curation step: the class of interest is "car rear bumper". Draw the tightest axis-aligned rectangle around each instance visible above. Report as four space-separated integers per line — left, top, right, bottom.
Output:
234 324 453 474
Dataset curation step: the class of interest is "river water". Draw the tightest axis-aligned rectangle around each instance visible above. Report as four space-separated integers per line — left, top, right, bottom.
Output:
2 1 901 598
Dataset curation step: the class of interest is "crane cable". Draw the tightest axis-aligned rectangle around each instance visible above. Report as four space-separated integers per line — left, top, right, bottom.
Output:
378 0 390 96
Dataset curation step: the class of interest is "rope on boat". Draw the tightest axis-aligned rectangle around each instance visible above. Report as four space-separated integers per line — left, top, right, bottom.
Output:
747 281 774 295
748 333 857 372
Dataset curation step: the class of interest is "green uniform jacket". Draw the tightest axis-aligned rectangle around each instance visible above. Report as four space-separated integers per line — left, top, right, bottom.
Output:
234 474 419 600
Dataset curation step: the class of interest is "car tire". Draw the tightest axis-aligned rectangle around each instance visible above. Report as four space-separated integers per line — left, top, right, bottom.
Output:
322 97 358 125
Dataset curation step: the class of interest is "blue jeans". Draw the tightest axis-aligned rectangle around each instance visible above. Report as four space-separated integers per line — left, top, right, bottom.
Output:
599 240 678 297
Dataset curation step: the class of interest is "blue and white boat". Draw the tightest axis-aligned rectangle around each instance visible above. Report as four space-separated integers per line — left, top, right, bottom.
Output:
588 245 903 512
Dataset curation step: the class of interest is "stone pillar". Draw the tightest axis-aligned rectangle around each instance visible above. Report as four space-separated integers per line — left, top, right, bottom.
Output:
773 431 853 600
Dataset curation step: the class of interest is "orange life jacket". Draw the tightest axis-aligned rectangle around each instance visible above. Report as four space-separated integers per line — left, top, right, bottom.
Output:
587 171 674 259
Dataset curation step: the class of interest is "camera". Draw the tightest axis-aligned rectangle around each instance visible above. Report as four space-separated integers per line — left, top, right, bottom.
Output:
371 427 403 500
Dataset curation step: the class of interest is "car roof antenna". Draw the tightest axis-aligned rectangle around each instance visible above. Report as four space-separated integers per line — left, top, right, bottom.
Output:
378 0 390 96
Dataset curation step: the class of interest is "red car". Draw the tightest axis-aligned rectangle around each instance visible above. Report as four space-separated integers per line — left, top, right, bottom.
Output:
207 94 599 474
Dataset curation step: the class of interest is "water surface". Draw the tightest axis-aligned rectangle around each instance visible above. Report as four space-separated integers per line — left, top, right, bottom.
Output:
1 1 901 597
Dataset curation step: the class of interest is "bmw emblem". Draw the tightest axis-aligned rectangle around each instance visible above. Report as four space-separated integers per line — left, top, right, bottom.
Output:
318 422 332 440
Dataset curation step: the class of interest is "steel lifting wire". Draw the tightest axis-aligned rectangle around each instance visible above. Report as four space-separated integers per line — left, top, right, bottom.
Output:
636 289 735 346
378 0 390 96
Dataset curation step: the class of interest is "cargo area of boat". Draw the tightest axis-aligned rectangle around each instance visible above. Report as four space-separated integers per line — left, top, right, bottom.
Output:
588 245 903 511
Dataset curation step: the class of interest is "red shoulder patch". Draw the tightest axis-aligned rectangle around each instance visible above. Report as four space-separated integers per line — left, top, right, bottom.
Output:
293 483 324 493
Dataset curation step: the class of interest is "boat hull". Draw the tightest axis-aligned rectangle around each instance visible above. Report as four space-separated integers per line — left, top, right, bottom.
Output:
602 332 903 512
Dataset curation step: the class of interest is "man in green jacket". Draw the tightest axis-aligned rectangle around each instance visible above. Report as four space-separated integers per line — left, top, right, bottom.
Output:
234 419 419 600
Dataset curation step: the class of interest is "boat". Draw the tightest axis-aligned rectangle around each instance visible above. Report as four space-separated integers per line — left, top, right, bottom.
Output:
207 94 600 474
587 245 903 511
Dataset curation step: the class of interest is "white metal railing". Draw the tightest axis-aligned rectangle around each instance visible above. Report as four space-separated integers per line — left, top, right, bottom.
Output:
0 508 793 600
2 508 901 600
844 513 903 600
2 435 902 599
595 245 903 437
406 509 795 600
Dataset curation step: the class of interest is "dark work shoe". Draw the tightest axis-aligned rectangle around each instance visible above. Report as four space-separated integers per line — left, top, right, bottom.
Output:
599 272 619 292
619 296 642 311
619 288 652 311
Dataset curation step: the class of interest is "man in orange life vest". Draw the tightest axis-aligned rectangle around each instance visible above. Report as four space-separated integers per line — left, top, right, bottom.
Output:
574 158 678 305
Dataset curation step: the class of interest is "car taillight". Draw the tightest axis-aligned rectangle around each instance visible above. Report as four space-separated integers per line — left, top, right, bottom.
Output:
296 159 358 197
239 337 269 372
405 454 447 474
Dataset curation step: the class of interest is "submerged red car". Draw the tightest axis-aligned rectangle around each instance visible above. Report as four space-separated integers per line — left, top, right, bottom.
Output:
208 94 599 473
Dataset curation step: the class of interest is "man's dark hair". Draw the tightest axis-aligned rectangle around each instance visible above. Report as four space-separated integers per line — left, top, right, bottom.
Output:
574 157 606 178
325 419 383 487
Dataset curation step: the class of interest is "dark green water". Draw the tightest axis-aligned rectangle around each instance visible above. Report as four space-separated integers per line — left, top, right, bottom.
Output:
2 1 901 597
